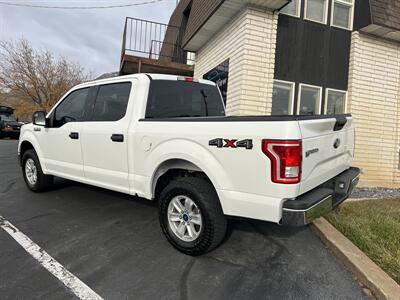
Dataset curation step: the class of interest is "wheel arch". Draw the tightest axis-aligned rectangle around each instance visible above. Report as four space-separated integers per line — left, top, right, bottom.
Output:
18 133 45 170
151 159 214 200
19 140 35 159
143 139 232 210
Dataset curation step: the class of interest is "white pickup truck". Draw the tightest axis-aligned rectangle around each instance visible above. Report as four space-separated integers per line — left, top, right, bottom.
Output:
18 74 360 255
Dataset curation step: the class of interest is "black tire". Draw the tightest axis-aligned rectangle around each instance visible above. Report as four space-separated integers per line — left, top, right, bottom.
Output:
22 149 53 192
159 176 227 256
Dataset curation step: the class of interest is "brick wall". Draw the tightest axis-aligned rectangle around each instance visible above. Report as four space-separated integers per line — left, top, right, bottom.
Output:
193 7 278 116
348 31 400 187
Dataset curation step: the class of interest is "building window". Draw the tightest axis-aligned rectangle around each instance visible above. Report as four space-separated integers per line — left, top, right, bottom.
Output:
331 0 354 30
298 84 322 115
280 0 301 17
325 89 347 114
305 0 328 24
272 80 295 115
203 59 230 104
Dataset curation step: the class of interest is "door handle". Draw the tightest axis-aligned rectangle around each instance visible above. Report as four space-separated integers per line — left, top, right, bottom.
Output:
69 132 79 140
111 134 124 143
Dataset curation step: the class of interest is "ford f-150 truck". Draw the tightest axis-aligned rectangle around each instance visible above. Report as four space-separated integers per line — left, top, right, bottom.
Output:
18 74 360 255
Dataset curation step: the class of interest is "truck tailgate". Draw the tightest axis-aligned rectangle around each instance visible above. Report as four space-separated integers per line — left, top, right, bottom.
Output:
299 116 354 195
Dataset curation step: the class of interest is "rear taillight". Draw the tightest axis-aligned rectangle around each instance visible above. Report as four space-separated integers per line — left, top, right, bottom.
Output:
262 140 302 184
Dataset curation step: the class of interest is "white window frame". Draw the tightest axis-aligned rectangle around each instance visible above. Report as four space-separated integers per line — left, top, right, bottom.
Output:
324 88 348 114
304 0 329 25
297 83 322 115
330 0 354 30
280 0 302 18
272 79 296 115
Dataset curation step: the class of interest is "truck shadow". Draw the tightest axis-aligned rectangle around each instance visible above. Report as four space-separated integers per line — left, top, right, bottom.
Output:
50 177 158 209
50 177 302 238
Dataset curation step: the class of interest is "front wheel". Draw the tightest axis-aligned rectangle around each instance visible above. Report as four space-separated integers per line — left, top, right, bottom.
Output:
22 149 53 192
159 176 227 256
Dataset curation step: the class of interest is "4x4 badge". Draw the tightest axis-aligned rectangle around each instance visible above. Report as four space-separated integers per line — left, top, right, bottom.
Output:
209 138 253 150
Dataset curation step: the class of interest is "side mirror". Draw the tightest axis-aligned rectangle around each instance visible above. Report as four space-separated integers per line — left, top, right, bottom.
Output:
32 111 46 126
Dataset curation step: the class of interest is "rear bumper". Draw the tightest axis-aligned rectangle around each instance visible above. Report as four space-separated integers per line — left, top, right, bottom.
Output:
281 167 360 227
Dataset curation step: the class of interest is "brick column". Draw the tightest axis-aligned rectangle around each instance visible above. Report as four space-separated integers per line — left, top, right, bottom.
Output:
193 7 278 116
348 31 400 187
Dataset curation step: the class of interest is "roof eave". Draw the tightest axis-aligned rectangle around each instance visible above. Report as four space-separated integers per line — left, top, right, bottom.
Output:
183 0 289 52
360 23 400 42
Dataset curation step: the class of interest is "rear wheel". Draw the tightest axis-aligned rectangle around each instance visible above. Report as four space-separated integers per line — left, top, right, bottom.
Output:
22 149 53 192
159 176 227 256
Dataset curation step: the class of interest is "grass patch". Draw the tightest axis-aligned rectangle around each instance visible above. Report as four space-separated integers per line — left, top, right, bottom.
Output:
326 199 400 284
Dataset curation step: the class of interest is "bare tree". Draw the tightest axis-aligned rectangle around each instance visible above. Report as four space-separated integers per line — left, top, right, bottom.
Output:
0 39 90 111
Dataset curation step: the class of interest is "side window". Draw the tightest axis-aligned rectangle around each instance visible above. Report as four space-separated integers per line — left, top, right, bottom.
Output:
91 82 132 122
331 0 354 30
305 0 328 24
54 88 90 127
298 84 322 115
280 0 301 17
272 80 295 115
325 89 347 114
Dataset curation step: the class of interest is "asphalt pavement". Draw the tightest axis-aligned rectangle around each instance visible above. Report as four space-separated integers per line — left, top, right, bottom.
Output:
0 139 369 300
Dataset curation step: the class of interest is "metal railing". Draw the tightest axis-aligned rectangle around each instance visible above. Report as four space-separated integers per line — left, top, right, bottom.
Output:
121 17 194 65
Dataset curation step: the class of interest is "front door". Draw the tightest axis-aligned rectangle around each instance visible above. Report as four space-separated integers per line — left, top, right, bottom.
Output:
80 81 133 193
41 87 91 180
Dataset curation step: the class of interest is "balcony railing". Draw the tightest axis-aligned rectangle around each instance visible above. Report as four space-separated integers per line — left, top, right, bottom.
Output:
121 17 194 66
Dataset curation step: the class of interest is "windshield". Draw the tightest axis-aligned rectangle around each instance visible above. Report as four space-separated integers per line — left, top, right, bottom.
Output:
146 80 225 119
0 115 16 122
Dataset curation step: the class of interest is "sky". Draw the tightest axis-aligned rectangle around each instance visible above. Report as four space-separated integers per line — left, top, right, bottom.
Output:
0 0 177 77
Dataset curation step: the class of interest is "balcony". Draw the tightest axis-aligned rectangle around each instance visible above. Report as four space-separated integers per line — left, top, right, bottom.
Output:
120 17 195 76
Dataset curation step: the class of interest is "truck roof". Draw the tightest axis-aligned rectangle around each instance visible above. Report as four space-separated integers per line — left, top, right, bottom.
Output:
75 73 216 89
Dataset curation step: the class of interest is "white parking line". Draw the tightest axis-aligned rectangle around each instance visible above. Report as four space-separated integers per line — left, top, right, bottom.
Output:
0 216 103 300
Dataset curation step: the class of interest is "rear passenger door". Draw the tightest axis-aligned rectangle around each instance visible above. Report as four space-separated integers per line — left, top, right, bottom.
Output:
81 81 133 193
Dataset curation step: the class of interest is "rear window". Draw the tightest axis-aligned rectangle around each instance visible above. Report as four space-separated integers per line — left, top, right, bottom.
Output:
145 80 225 119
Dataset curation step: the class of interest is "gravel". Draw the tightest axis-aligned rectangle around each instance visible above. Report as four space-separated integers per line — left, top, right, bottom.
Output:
351 187 400 199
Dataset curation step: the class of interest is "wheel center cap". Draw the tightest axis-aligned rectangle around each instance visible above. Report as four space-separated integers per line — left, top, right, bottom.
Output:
182 214 189 222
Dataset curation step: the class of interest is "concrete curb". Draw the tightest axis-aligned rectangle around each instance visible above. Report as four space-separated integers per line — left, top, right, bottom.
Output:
347 197 381 202
347 198 400 202
311 218 400 300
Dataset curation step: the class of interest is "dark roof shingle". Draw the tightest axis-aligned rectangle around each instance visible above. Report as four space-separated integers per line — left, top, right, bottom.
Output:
370 0 400 31
182 0 225 46
166 0 225 47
